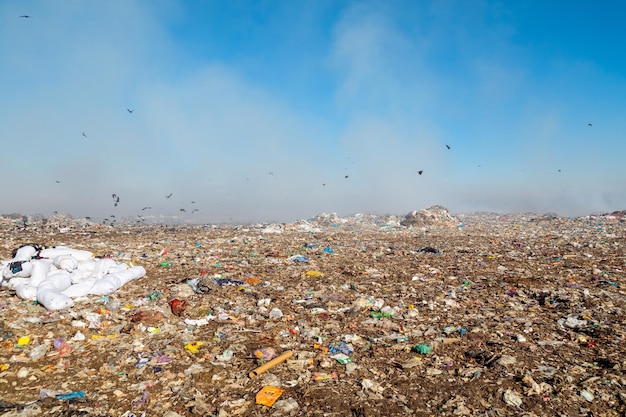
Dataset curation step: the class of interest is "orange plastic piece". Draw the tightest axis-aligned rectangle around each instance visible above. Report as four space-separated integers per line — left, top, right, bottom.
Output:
255 386 283 406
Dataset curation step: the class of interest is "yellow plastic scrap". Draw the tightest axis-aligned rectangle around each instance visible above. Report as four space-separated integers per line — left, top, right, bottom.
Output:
90 334 119 341
17 336 30 346
184 341 204 354
305 270 323 278
255 386 284 407
0 364 9 371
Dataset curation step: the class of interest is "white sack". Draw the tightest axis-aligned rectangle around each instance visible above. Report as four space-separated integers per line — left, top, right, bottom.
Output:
29 259 52 287
69 268 94 284
13 246 37 262
89 266 146 295
2 261 33 279
15 284 38 300
4 277 31 290
62 278 97 297
43 271 73 291
76 259 96 274
37 281 74 310
53 255 78 272
39 246 93 261
91 258 119 279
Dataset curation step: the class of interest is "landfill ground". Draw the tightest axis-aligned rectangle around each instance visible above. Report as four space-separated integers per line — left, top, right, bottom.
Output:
1 211 625 417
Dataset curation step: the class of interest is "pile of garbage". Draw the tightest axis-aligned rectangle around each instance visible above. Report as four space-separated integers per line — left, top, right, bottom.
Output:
1 245 146 310
0 209 625 416
400 205 462 227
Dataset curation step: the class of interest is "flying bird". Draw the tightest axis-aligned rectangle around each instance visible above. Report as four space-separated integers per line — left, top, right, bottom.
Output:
418 170 423 175
165 193 173 199
191 201 196 204
446 144 451 150
127 108 134 113
142 206 151 211
180 208 186 212
55 180 61 183
192 209 199 213
19 15 33 18
587 123 592 126
344 175 349 179
82 132 87 138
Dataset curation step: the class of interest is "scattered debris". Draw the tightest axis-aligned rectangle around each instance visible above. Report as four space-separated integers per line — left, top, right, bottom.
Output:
0 209 625 415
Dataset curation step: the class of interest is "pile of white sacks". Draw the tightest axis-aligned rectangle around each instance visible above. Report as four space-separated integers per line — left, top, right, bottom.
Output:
1 244 146 310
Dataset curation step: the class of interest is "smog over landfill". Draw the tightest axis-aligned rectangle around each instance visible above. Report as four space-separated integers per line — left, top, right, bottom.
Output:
2 1 626 224
2 2 626 417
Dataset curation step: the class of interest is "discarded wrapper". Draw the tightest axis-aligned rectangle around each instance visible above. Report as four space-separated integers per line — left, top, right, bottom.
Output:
256 385 284 407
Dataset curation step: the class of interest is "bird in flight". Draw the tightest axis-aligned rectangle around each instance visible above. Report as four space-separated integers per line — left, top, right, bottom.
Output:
82 132 87 138
20 15 33 18
192 209 199 213
142 206 151 211
127 109 134 113
165 193 173 199
418 170 423 175
180 208 186 212
55 180 61 183
587 123 592 126
344 175 349 179
446 144 451 150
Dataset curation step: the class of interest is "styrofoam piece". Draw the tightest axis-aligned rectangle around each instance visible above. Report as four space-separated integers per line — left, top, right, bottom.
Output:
53 255 78 272
39 246 94 261
37 281 74 310
29 259 52 287
89 266 146 295
15 284 38 300
62 278 97 297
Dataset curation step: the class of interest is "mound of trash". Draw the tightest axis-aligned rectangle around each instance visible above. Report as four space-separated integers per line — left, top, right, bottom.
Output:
1 244 146 310
400 205 461 227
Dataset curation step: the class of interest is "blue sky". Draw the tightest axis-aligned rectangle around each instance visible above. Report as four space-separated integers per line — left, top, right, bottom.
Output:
1 0 625 223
